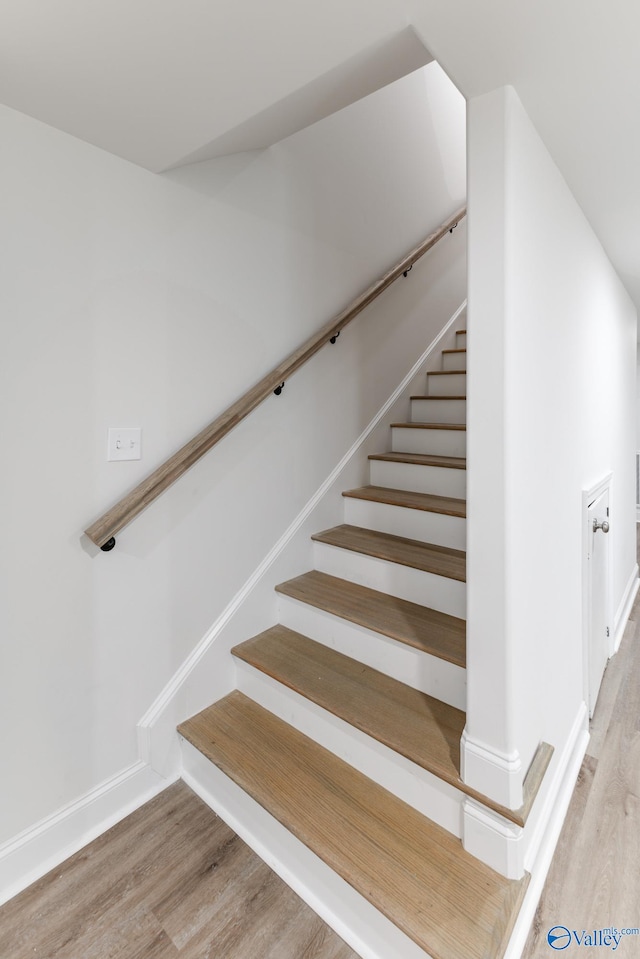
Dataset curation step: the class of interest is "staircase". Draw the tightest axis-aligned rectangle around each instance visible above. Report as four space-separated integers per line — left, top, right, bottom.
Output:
178 320 529 959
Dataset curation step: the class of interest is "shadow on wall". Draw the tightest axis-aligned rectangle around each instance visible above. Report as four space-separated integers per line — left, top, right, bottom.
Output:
166 27 434 166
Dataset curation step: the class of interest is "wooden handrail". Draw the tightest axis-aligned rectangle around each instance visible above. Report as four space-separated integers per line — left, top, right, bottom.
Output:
86 205 466 550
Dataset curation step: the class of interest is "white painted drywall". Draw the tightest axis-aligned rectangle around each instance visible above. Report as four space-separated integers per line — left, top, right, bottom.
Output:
0 0 412 171
407 1 640 315
636 346 640 454
0 63 466 849
466 87 637 806
2 0 640 317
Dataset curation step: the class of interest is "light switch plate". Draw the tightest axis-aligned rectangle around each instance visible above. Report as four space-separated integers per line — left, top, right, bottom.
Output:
108 427 142 461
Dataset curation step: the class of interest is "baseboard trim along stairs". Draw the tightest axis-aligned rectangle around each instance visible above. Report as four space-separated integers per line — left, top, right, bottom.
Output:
177 315 553 959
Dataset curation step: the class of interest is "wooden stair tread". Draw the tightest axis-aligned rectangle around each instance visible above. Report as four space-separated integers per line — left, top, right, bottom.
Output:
233 625 553 827
178 692 528 959
410 394 467 400
390 421 466 430
442 348 467 355
428 369 467 376
342 485 466 518
369 451 467 469
312 524 466 582
275 570 466 667
233 625 466 780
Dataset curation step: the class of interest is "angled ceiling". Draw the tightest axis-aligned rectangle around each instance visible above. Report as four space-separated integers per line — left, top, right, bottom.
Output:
0 0 638 311
168 28 432 168
407 0 640 312
0 0 414 171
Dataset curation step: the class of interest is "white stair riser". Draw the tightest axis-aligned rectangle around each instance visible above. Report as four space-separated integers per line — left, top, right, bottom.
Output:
427 372 466 396
369 459 466 499
442 351 467 371
343 497 466 550
456 331 467 348
277 594 467 709
411 397 467 424
392 426 466 457
313 542 466 619
235 660 464 837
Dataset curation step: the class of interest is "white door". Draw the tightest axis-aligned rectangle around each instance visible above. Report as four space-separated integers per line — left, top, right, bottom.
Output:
587 489 610 717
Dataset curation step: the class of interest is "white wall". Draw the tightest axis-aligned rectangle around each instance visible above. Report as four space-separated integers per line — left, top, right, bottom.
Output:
0 0 414 171
636 346 640 453
0 63 466 851
466 86 637 805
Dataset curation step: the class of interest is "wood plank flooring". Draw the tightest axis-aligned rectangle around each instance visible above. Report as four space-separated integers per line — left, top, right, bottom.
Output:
0 783 357 959
523 574 640 957
178 692 528 959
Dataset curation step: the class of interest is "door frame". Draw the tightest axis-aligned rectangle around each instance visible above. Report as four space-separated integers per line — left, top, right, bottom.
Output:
582 473 613 715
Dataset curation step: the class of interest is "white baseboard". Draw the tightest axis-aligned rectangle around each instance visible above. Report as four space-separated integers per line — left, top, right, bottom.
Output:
462 799 523 879
138 301 467 773
502 702 590 959
181 738 431 959
460 729 523 809
613 563 639 653
0 761 172 907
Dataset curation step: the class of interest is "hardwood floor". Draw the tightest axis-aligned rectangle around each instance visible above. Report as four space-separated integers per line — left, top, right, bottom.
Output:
523 570 640 956
0 783 357 959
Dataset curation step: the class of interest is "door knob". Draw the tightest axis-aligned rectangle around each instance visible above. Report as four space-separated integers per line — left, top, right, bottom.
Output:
593 519 610 533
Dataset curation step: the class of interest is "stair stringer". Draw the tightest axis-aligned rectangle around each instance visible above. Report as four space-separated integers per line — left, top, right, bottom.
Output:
137 301 467 780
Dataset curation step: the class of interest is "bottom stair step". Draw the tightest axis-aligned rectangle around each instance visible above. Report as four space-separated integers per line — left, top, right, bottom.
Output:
178 692 529 959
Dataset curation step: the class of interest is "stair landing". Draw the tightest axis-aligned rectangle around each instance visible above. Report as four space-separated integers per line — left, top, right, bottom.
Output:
179 692 529 959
